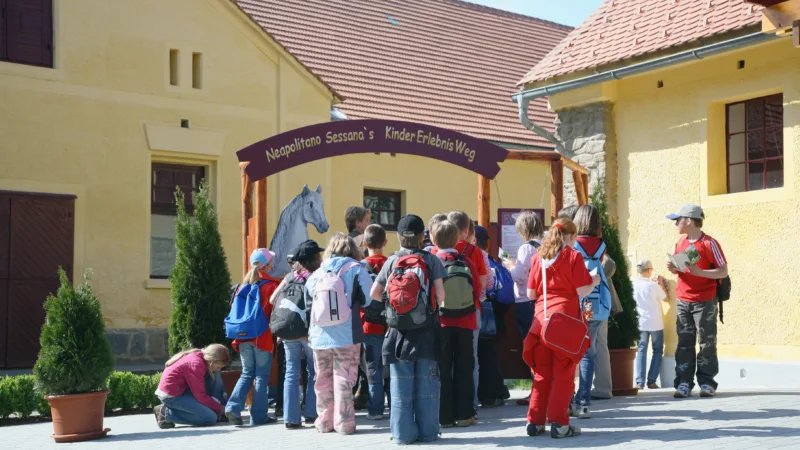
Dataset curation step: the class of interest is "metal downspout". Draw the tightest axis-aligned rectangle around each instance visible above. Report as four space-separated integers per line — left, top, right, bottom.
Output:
514 32 784 148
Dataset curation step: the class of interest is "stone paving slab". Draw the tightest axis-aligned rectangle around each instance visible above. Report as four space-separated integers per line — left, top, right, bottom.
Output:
5 389 800 450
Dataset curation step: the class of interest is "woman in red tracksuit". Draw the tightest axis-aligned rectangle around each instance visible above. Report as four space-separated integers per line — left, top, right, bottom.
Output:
523 218 600 439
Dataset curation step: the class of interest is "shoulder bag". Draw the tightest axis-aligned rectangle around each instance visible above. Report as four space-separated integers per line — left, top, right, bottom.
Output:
540 255 592 358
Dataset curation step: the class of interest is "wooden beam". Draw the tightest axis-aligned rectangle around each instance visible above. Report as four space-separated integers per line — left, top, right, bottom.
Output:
505 150 560 162
794 20 800 47
561 155 589 175
478 175 490 230
572 171 588 205
762 0 800 33
550 160 564 223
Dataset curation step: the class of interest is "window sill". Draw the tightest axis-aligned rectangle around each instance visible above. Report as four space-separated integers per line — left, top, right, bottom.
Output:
145 279 171 290
703 186 788 208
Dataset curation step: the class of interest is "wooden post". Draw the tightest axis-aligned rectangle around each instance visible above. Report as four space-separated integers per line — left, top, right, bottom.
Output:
794 20 799 48
239 163 250 278
254 178 268 249
572 170 587 205
550 160 563 223
581 173 590 203
477 175 490 230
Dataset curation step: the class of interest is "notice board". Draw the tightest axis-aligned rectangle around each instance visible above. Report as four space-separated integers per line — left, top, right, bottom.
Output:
497 208 545 261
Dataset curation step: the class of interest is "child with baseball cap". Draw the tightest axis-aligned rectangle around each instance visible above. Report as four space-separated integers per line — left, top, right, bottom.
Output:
665 203 728 399
226 248 283 426
633 258 668 390
370 214 447 444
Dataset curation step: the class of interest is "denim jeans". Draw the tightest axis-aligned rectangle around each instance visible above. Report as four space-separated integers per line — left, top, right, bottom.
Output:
226 342 273 425
636 330 664 386
472 310 480 411
162 372 225 426
576 320 604 406
284 340 316 425
390 359 440 445
363 334 386 416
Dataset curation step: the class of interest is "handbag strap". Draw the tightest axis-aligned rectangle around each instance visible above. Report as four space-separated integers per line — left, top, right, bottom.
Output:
541 255 549 320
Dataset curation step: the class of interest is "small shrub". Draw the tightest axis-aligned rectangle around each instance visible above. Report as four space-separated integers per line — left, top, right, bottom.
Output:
34 269 115 395
0 377 13 418
9 376 37 419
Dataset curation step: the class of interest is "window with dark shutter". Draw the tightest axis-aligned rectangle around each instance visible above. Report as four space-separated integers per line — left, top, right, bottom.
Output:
2 0 53 68
364 189 402 231
150 163 206 279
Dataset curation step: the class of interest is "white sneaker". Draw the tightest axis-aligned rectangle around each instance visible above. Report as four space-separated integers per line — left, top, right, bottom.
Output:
699 385 716 398
577 404 591 419
674 383 691 398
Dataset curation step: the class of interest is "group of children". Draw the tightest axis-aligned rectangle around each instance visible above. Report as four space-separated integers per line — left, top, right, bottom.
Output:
152 201 728 443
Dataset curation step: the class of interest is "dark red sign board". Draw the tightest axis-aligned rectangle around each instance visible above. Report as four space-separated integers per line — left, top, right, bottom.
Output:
237 119 510 181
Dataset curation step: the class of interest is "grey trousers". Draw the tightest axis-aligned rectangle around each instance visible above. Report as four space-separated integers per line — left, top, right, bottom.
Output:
674 299 719 390
591 319 613 398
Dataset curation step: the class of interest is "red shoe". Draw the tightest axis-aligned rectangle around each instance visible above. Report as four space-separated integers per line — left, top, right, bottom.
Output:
516 395 531 406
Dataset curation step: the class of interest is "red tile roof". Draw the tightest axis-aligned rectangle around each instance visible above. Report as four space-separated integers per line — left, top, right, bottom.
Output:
520 0 763 86
234 0 572 148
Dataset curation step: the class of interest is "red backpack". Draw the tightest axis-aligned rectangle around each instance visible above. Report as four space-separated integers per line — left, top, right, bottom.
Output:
385 252 434 330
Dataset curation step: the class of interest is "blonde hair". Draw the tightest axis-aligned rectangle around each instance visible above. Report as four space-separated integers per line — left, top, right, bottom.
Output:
166 344 230 380
516 211 544 241
447 210 471 234
432 220 459 249
323 232 360 260
244 268 260 284
539 218 577 260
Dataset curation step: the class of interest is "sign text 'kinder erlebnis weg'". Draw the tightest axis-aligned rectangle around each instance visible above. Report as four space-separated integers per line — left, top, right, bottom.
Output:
237 119 510 181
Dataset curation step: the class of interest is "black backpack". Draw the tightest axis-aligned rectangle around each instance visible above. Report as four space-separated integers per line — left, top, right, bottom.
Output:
362 260 387 326
714 263 732 323
528 240 541 249
270 273 310 340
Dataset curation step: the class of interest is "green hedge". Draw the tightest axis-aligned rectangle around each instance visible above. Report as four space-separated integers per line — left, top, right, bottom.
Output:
0 372 161 420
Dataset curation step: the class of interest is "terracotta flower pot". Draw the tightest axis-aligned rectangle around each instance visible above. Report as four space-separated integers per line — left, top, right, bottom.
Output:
610 348 639 396
46 390 110 443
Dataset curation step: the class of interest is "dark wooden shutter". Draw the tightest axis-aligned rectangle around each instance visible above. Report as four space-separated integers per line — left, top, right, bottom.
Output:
0 0 7 61
5 0 53 67
0 196 9 368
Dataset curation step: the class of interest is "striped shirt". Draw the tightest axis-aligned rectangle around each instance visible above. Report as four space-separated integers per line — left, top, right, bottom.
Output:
675 233 727 302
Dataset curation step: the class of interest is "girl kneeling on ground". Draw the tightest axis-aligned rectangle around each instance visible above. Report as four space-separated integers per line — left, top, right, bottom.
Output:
523 218 600 439
225 249 282 426
305 233 374 434
154 344 230 428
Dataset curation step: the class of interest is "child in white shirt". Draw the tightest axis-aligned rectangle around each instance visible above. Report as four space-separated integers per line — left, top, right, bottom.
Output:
633 259 669 389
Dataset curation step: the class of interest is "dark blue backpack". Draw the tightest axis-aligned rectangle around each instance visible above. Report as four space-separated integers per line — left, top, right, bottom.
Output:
487 257 515 305
225 280 269 339
479 300 497 335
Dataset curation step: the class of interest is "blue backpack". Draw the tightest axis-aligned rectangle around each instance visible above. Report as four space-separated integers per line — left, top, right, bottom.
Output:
225 280 269 339
487 257 515 305
574 240 611 321
479 300 497 335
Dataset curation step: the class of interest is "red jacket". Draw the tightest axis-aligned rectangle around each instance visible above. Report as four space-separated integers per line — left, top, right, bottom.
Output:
157 350 222 414
232 272 280 353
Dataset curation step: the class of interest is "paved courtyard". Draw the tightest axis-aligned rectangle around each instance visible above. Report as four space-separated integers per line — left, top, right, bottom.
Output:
5 389 800 450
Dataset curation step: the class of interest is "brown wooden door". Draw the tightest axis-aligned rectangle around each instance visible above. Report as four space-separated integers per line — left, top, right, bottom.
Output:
0 196 9 367
1 193 74 369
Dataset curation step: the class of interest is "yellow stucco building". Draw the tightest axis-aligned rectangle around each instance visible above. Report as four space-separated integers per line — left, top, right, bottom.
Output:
517 1 800 386
1 0 569 368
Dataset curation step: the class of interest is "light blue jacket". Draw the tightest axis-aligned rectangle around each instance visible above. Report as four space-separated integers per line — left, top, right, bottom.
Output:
304 256 373 350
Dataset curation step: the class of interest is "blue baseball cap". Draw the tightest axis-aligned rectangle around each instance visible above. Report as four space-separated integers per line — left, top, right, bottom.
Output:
250 248 276 268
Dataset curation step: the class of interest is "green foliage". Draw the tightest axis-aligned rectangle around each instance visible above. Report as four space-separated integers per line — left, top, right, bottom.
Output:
105 372 161 412
33 269 115 395
168 180 232 354
0 372 158 420
590 184 640 349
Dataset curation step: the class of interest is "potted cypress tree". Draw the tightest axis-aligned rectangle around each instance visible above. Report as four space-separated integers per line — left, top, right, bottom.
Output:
591 185 640 396
33 268 115 442
168 181 236 391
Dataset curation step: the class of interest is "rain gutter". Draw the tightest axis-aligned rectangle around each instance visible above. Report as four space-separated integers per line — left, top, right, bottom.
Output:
512 32 785 152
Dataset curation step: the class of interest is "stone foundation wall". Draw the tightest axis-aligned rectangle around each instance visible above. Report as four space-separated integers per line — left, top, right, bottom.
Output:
106 328 169 364
554 101 618 220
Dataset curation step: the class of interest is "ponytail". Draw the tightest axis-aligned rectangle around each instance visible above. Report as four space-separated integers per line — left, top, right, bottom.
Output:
244 268 260 285
539 218 577 260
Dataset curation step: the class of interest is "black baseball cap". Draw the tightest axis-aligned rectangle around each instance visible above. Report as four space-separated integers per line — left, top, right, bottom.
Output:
397 214 425 238
289 240 325 262
474 225 489 242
